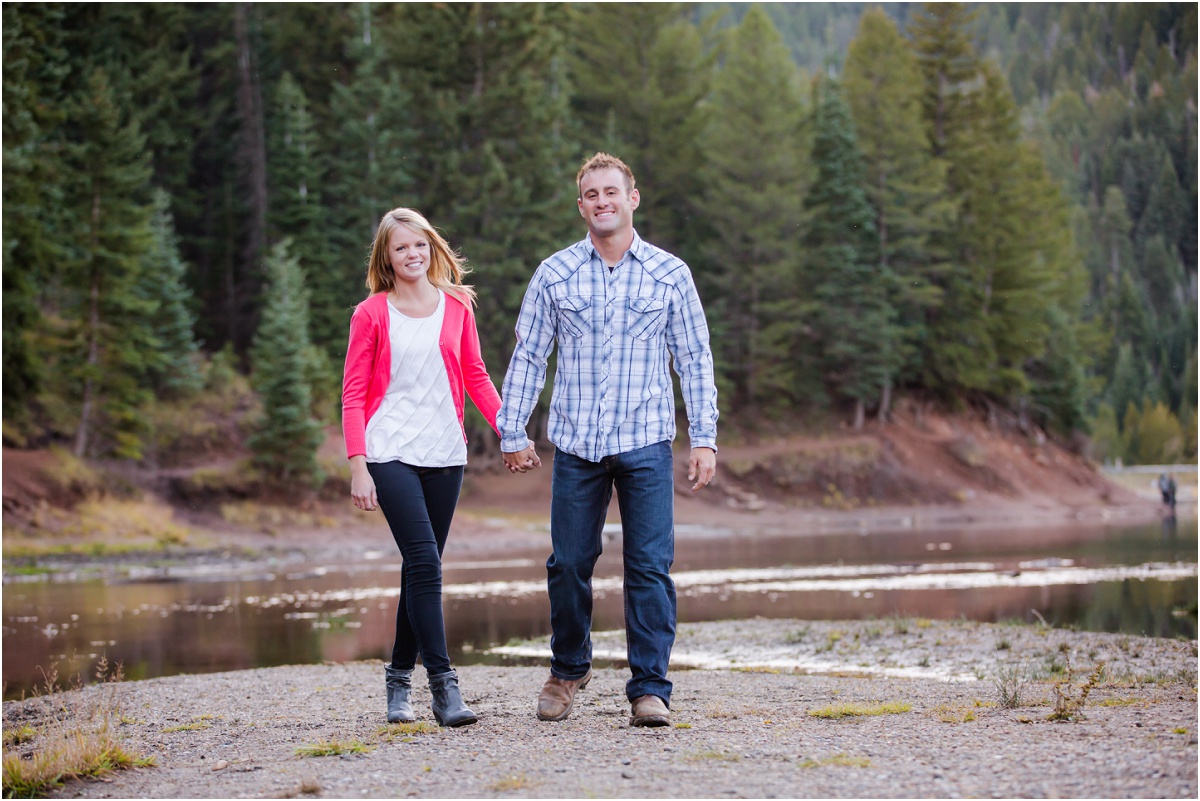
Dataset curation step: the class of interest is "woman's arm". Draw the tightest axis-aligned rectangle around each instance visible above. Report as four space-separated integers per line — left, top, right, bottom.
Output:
460 304 502 436
342 305 376 458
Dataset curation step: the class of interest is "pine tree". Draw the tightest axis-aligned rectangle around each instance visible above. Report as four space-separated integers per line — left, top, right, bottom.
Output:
907 2 980 158
248 239 324 486
694 6 808 412
325 2 416 356
140 188 202 397
385 3 579 385
267 72 340 357
63 68 157 458
802 79 894 429
2 3 69 428
843 7 952 417
567 3 717 255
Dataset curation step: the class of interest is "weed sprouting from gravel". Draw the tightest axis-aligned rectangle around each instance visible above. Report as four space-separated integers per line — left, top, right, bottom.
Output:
992 662 1029 708
1047 651 1104 722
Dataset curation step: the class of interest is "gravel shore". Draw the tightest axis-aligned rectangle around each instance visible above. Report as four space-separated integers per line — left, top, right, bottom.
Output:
4 618 1196 799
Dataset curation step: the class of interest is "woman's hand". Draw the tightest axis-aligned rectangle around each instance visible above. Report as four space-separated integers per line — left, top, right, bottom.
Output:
349 456 378 511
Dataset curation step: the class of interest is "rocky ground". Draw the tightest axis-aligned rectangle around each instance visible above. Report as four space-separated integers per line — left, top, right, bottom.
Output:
4 619 1196 799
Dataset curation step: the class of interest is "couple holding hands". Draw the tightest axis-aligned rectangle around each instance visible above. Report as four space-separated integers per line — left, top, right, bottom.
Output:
341 153 719 729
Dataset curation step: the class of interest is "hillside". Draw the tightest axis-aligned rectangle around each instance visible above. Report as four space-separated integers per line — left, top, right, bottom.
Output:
3 404 1167 566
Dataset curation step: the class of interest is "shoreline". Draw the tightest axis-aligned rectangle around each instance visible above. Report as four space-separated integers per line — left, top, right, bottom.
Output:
4 618 1196 799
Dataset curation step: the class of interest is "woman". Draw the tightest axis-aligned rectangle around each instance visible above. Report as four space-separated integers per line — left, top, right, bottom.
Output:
342 207 501 727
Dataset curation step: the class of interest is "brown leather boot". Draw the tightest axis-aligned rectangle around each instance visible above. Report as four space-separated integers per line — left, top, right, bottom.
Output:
535 669 593 721
630 694 670 727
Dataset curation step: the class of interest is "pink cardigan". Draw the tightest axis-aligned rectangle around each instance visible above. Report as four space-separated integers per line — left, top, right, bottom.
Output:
342 291 501 459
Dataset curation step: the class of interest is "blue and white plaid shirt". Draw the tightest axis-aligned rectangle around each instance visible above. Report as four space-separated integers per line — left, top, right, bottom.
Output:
497 231 718 462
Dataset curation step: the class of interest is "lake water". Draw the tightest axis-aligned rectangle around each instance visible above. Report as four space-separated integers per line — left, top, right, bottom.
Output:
3 518 1195 700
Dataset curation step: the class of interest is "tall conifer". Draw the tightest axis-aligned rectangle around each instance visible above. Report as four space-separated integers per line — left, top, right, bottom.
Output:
843 8 952 416
695 6 808 412
64 68 157 458
802 79 894 429
248 240 324 485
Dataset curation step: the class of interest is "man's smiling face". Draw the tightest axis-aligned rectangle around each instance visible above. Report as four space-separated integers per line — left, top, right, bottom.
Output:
577 167 640 240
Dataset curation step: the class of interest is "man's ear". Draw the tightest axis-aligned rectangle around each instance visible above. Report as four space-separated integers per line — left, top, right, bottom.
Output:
577 197 586 218
630 188 641 211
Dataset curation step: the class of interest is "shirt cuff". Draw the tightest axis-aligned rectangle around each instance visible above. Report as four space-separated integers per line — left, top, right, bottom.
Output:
689 438 718 454
500 434 531 454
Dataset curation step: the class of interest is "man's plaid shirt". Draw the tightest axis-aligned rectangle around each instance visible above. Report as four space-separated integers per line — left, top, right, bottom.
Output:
497 231 718 463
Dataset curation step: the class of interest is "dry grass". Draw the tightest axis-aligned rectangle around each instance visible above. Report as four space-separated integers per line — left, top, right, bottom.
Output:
931 703 977 723
376 722 437 742
684 750 742 762
1 659 155 798
489 772 536 791
295 739 375 758
798 752 872 768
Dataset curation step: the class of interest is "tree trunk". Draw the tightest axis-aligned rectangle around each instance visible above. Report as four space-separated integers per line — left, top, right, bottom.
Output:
853 397 865 430
877 380 892 423
74 191 103 458
234 2 268 350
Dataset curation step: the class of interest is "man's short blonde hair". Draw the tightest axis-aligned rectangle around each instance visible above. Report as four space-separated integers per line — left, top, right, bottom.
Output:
576 152 636 196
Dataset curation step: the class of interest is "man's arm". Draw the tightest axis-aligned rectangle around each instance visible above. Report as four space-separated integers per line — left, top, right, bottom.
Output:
496 268 557 468
665 269 719 490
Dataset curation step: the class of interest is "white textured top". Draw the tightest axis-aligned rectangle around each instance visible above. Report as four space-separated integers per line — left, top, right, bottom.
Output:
364 291 467 467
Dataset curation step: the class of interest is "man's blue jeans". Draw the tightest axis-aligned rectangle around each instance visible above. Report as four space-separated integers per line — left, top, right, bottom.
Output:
547 440 676 705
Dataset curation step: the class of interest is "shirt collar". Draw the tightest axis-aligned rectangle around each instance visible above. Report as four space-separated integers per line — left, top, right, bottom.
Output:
584 229 647 266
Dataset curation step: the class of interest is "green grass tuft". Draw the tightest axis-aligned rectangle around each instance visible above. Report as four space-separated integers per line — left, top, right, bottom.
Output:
295 739 376 758
807 701 911 719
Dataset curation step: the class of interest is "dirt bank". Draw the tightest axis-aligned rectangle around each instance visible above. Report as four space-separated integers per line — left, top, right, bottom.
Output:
3 619 1195 799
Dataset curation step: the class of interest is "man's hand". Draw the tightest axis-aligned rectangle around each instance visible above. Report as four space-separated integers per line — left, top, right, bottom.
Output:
503 445 542 474
688 447 716 492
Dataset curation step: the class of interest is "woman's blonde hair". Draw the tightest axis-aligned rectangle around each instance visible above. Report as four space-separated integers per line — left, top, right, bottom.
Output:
365 208 476 304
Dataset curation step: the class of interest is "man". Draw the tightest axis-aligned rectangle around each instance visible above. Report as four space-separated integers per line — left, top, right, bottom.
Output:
496 152 718 728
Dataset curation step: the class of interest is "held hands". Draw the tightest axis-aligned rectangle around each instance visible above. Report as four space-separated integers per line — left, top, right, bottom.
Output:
349 456 379 512
688 447 716 492
503 445 541 474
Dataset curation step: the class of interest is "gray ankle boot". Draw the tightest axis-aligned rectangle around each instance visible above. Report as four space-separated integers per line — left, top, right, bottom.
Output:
384 665 416 723
429 670 478 727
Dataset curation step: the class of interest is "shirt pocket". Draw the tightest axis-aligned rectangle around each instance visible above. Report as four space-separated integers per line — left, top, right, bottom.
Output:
555 295 591 338
627 297 667 341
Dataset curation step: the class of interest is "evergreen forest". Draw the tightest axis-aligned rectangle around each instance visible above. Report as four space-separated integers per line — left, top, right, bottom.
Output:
3 2 1196 484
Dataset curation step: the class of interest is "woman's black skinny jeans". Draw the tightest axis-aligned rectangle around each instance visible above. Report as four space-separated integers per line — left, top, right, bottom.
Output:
367 460 463 676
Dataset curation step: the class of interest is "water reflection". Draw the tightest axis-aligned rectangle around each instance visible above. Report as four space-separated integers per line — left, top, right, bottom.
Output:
3 519 1195 699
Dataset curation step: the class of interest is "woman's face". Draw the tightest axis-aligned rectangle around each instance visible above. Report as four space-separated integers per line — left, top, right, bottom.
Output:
387 225 431 286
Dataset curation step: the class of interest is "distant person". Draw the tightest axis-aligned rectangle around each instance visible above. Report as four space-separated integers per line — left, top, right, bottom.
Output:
1157 473 1177 512
342 208 513 727
496 152 719 727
